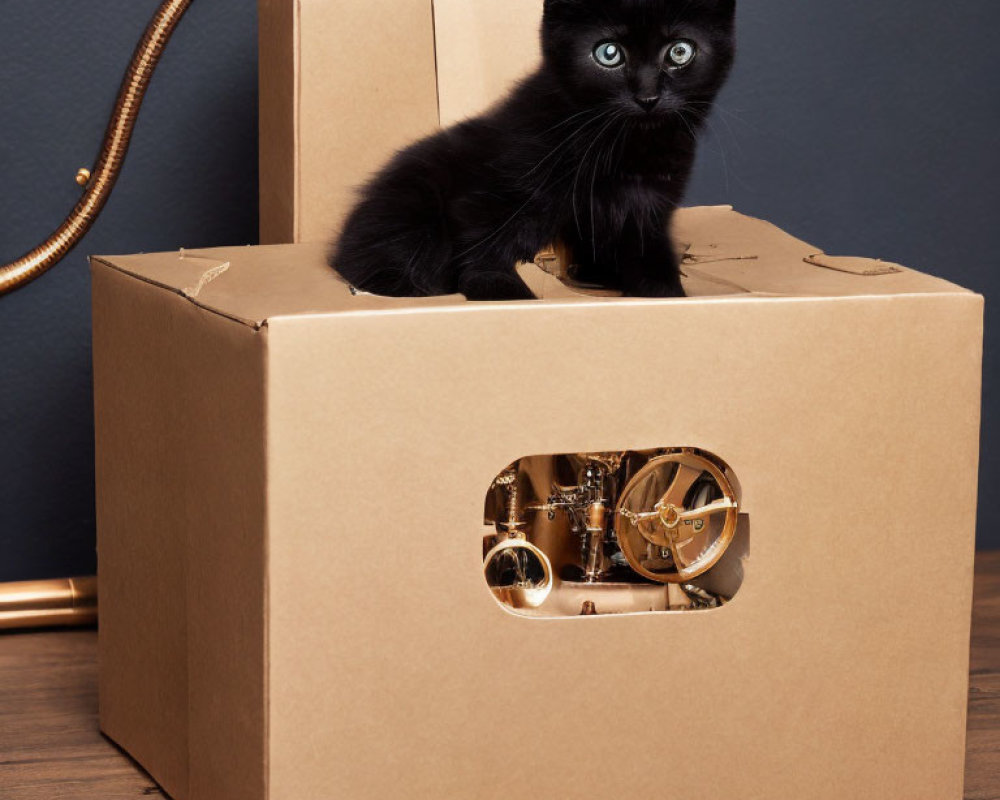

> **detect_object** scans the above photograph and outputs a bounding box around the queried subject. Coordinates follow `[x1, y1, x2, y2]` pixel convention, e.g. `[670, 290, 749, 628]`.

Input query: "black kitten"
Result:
[330, 0, 735, 300]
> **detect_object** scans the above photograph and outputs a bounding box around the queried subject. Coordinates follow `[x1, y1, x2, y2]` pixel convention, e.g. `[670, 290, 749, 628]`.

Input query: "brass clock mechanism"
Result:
[483, 449, 745, 617]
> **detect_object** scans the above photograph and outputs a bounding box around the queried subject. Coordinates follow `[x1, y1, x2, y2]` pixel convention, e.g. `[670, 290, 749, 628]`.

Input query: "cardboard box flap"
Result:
[803, 253, 904, 276]
[92, 245, 471, 328]
[93, 208, 971, 328]
[674, 206, 969, 297]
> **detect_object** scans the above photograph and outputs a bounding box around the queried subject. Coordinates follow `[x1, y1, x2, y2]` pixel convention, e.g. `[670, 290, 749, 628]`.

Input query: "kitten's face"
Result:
[542, 0, 735, 122]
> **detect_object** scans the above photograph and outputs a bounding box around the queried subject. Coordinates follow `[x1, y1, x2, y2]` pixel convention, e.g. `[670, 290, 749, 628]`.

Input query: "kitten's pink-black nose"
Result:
[635, 95, 660, 113]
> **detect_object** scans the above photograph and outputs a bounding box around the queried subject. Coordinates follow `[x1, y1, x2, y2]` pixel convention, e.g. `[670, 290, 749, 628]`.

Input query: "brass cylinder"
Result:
[586, 500, 606, 532]
[583, 501, 607, 581]
[0, 577, 98, 630]
[0, 0, 194, 296]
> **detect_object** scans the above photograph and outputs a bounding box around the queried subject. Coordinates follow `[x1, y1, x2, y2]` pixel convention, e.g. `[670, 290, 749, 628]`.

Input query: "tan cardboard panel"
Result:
[295, 0, 440, 243]
[264, 293, 982, 799]
[433, 0, 543, 126]
[93, 262, 268, 800]
[93, 266, 191, 799]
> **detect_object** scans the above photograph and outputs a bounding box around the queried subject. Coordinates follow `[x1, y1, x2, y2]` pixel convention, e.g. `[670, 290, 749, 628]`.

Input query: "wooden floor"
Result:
[969, 552, 1000, 799]
[1, 555, 998, 799]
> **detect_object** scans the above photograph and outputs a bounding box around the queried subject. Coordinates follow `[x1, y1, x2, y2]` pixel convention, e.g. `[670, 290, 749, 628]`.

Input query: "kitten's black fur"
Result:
[330, 0, 735, 300]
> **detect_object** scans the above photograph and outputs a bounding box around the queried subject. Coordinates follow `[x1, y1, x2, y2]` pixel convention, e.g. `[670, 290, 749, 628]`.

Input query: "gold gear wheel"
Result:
[615, 450, 739, 583]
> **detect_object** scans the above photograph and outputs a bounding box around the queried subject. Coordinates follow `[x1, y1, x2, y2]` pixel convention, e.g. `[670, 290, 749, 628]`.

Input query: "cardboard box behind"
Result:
[93, 206, 983, 800]
[259, 0, 544, 244]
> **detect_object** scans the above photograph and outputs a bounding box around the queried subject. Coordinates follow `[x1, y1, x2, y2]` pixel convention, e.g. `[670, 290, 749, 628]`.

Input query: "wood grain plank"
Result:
[0, 555, 997, 799]
[966, 551, 1000, 800]
[0, 631, 163, 799]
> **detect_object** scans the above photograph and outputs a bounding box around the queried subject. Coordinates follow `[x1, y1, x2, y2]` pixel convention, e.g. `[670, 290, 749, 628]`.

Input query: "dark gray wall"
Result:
[0, 1, 996, 582]
[0, 1, 258, 582]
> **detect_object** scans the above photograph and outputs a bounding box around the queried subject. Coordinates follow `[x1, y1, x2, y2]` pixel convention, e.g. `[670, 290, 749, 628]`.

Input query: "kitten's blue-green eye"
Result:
[593, 42, 625, 68]
[666, 40, 697, 68]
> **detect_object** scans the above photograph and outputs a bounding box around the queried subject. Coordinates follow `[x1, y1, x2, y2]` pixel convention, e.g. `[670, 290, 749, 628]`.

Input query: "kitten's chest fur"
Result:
[507, 116, 694, 240]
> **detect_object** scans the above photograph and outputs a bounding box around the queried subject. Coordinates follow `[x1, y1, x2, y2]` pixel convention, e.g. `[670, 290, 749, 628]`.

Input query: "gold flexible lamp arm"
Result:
[0, 0, 194, 296]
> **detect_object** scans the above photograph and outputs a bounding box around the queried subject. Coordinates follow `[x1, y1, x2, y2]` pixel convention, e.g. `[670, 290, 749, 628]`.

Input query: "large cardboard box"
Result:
[92, 206, 983, 800]
[98, 1, 984, 798]
[259, 0, 545, 244]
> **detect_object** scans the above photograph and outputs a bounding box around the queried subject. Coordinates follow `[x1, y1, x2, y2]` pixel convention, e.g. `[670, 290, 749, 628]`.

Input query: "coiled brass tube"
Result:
[0, 0, 194, 296]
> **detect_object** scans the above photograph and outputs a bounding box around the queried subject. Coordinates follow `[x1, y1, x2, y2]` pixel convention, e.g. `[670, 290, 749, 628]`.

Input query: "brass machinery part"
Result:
[616, 451, 739, 584]
[483, 468, 554, 609]
[533, 241, 574, 279]
[583, 498, 607, 582]
[522, 457, 621, 584]
[0, 577, 98, 631]
[0, 0, 194, 296]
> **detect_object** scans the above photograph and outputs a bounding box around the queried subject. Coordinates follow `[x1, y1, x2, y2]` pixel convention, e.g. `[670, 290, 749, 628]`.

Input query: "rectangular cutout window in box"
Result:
[483, 448, 749, 617]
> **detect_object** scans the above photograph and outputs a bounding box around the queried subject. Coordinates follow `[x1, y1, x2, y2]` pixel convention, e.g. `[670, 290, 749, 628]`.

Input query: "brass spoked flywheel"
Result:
[615, 450, 739, 584]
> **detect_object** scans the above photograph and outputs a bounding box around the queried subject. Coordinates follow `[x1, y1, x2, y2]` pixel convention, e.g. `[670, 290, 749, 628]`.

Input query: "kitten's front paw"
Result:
[458, 271, 537, 302]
